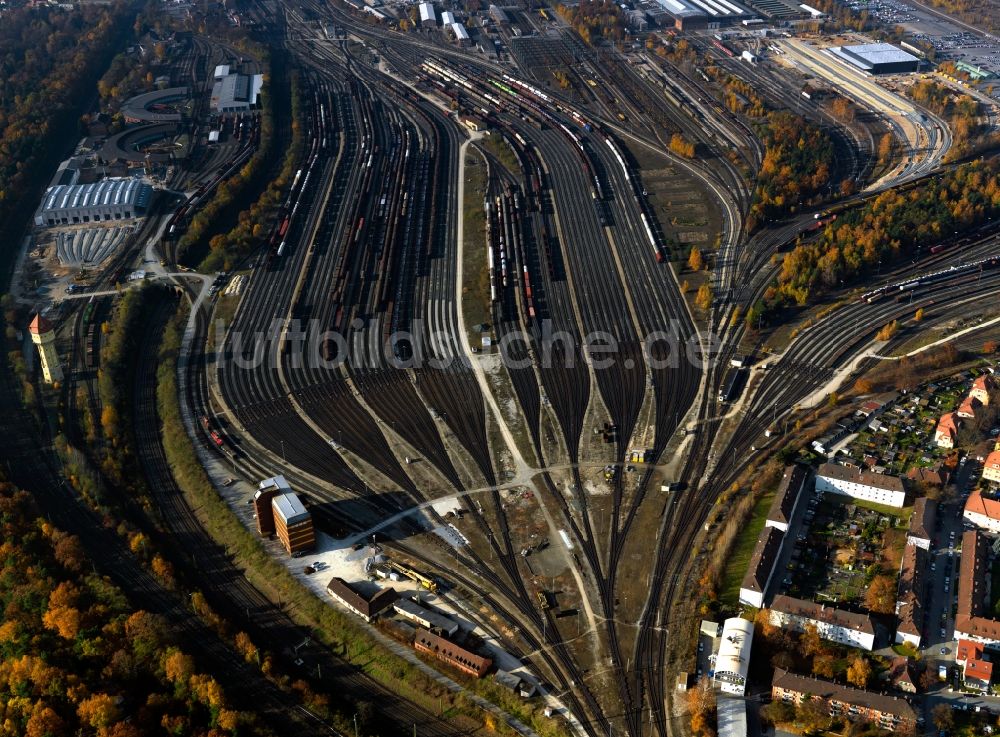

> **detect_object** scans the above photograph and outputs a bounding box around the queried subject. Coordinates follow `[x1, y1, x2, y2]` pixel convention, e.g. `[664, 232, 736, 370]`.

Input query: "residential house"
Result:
[954, 530, 1000, 646]
[815, 463, 907, 508]
[906, 465, 949, 488]
[895, 543, 926, 647]
[964, 658, 993, 691]
[905, 497, 936, 550]
[963, 492, 1000, 534]
[983, 450, 1000, 485]
[771, 669, 917, 733]
[935, 413, 960, 449]
[971, 375, 995, 405]
[769, 595, 878, 651]
[739, 526, 784, 609]
[766, 465, 809, 532]
[958, 396, 982, 420]
[888, 657, 918, 693]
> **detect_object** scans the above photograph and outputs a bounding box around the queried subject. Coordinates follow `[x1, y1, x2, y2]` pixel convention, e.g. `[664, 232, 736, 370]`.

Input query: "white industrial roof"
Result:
[441, 10, 455, 23]
[41, 179, 150, 213]
[214, 64, 230, 78]
[451, 22, 469, 39]
[272, 491, 310, 525]
[714, 617, 754, 681]
[843, 42, 919, 66]
[654, 0, 703, 17]
[419, 1, 435, 21]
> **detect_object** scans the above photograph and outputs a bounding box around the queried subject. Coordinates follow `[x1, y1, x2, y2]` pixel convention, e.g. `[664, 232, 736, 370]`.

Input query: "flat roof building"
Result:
[272, 489, 315, 555]
[714, 617, 754, 695]
[833, 43, 920, 75]
[35, 179, 152, 227]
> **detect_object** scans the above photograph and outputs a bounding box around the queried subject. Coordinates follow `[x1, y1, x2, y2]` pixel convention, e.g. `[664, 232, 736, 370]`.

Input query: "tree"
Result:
[864, 574, 896, 614]
[984, 340, 998, 354]
[827, 391, 840, 408]
[812, 653, 837, 679]
[877, 132, 895, 164]
[846, 655, 872, 688]
[854, 377, 873, 394]
[932, 703, 954, 731]
[800, 622, 824, 657]
[26, 703, 65, 737]
[760, 700, 795, 725]
[914, 307, 925, 322]
[680, 280, 690, 294]
[695, 284, 713, 310]
[688, 246, 704, 272]
[669, 132, 696, 158]
[876, 320, 899, 341]
[797, 696, 831, 732]
[686, 679, 716, 737]
[77, 694, 120, 729]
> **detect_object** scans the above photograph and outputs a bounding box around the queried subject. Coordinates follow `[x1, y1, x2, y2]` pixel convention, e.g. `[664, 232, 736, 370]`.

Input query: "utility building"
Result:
[29, 314, 62, 384]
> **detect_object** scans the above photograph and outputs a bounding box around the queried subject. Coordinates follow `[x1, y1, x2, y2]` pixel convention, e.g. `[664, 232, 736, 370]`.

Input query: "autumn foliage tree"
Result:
[846, 655, 873, 688]
[0, 483, 259, 737]
[686, 678, 716, 737]
[771, 159, 1000, 305]
[865, 574, 897, 614]
[687, 245, 704, 271]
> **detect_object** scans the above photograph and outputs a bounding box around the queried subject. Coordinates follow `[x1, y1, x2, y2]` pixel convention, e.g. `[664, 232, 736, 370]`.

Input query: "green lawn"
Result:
[720, 490, 776, 608]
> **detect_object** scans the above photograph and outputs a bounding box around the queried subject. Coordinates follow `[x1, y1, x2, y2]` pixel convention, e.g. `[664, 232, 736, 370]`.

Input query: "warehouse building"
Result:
[451, 22, 470, 45]
[273, 490, 315, 555]
[35, 179, 152, 227]
[419, 1, 436, 26]
[211, 73, 264, 113]
[653, 0, 752, 29]
[832, 43, 920, 75]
